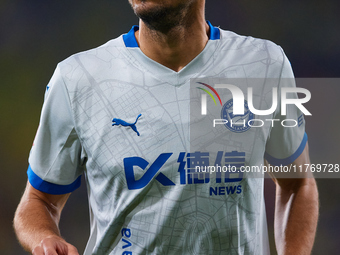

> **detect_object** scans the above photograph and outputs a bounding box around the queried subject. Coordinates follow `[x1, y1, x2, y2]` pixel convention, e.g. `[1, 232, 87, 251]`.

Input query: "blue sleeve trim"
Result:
[207, 21, 220, 40]
[123, 25, 140, 48]
[264, 133, 308, 166]
[27, 165, 81, 195]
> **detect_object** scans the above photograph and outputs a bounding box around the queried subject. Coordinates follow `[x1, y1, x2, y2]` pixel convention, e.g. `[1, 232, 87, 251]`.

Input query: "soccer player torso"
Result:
[74, 24, 275, 255]
[29, 23, 305, 255]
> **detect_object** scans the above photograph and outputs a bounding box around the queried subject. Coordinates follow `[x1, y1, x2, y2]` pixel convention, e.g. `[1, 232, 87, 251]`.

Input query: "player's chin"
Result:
[129, 0, 180, 10]
[129, 0, 160, 6]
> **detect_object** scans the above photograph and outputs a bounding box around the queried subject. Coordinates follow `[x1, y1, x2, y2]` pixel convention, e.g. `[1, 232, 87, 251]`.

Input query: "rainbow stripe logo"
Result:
[196, 82, 222, 115]
[196, 82, 222, 106]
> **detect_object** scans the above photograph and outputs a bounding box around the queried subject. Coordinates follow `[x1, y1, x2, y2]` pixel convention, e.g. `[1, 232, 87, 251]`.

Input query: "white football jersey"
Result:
[28, 22, 306, 255]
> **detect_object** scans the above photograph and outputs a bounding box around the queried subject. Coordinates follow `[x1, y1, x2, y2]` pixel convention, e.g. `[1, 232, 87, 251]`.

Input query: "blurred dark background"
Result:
[1, 0, 339, 254]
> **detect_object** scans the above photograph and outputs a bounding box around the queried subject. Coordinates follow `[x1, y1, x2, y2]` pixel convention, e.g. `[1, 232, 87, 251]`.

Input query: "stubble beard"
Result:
[130, 2, 194, 34]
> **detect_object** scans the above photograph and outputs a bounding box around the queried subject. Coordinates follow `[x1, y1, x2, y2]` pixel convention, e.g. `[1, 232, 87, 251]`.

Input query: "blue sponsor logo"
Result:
[124, 153, 175, 190]
[124, 151, 245, 195]
[210, 185, 242, 196]
[121, 228, 132, 255]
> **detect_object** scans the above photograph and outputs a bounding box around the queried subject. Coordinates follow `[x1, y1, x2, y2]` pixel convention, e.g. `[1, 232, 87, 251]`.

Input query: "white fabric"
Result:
[28, 26, 306, 255]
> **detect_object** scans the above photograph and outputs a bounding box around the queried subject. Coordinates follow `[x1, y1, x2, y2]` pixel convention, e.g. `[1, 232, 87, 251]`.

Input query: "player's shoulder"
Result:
[57, 34, 125, 75]
[218, 28, 286, 62]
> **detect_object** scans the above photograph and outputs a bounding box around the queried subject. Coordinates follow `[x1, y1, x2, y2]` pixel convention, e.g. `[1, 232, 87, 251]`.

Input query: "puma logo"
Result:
[112, 114, 142, 136]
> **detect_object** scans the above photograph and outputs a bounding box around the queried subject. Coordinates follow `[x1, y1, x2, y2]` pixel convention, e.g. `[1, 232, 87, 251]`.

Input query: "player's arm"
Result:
[14, 181, 79, 255]
[270, 142, 319, 255]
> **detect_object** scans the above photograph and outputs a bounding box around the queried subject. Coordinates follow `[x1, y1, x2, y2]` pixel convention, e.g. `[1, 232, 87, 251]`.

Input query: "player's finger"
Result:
[39, 238, 60, 255]
[43, 247, 58, 255]
[54, 242, 69, 255]
[32, 246, 44, 255]
[67, 244, 80, 255]
[67, 248, 79, 255]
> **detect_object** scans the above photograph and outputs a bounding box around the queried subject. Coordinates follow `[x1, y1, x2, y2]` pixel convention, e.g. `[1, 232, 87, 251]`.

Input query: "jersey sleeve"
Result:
[264, 51, 308, 166]
[27, 64, 86, 194]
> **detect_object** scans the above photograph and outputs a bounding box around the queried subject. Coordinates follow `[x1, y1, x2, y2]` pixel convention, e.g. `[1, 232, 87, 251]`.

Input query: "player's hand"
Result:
[32, 236, 79, 255]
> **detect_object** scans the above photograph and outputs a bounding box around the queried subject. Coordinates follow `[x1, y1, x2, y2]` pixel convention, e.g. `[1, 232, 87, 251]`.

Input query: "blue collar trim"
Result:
[207, 21, 220, 40]
[123, 25, 140, 48]
[123, 21, 220, 47]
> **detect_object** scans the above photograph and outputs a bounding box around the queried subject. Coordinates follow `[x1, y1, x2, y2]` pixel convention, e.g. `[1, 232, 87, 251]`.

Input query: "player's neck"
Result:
[135, 18, 209, 72]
